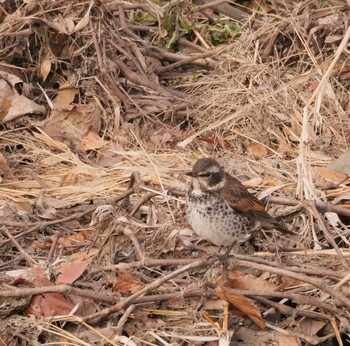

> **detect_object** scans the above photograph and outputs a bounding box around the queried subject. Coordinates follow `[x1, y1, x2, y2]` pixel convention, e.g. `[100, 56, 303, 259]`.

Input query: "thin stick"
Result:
[83, 256, 217, 324]
[1, 228, 36, 267]
[234, 258, 350, 308]
[310, 202, 350, 271]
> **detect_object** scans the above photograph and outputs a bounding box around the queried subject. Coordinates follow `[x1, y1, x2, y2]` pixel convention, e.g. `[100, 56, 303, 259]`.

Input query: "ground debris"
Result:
[0, 1, 350, 345]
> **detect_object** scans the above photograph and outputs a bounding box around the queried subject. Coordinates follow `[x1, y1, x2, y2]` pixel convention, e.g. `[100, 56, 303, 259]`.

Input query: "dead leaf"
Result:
[325, 35, 343, 44]
[203, 299, 227, 311]
[308, 82, 318, 92]
[41, 103, 101, 150]
[236, 327, 278, 345]
[96, 142, 124, 167]
[149, 128, 173, 146]
[35, 193, 56, 219]
[198, 137, 232, 149]
[40, 59, 52, 82]
[31, 239, 52, 250]
[73, 1, 93, 33]
[56, 261, 90, 285]
[220, 271, 280, 292]
[313, 167, 350, 190]
[69, 248, 98, 261]
[300, 318, 326, 339]
[57, 231, 86, 246]
[49, 17, 75, 35]
[113, 271, 144, 294]
[24, 267, 76, 317]
[247, 142, 267, 159]
[277, 334, 301, 346]
[40, 196, 73, 209]
[33, 228, 93, 249]
[215, 285, 266, 329]
[25, 292, 76, 317]
[0, 72, 46, 123]
[328, 150, 350, 175]
[53, 86, 79, 111]
[80, 130, 109, 151]
[276, 142, 296, 157]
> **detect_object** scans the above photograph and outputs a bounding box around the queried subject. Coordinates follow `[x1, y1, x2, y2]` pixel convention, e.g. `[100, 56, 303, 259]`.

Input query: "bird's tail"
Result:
[253, 210, 294, 235]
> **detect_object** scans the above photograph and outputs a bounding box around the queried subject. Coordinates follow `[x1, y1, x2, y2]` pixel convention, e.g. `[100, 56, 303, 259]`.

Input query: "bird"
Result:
[186, 158, 293, 247]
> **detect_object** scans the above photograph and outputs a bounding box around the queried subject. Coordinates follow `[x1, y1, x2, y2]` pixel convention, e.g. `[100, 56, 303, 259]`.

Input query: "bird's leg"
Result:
[224, 242, 236, 257]
[215, 241, 237, 271]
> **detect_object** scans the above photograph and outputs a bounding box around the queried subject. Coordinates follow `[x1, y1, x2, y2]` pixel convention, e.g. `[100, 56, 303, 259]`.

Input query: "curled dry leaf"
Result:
[35, 193, 56, 220]
[80, 130, 109, 151]
[215, 285, 266, 329]
[113, 271, 144, 294]
[247, 142, 268, 159]
[52, 86, 79, 111]
[0, 72, 46, 123]
[49, 17, 75, 35]
[41, 103, 101, 149]
[73, 1, 94, 33]
[218, 270, 281, 292]
[40, 59, 52, 82]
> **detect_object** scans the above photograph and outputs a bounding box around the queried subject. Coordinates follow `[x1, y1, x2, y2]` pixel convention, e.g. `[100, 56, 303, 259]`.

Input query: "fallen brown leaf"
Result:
[215, 285, 266, 329]
[56, 261, 90, 285]
[113, 271, 144, 294]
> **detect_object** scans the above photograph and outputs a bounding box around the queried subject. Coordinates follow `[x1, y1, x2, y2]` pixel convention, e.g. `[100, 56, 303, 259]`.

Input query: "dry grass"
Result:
[1, 0, 350, 345]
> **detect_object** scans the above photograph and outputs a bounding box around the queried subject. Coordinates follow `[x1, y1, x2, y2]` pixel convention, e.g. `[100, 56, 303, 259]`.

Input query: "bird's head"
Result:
[186, 158, 226, 192]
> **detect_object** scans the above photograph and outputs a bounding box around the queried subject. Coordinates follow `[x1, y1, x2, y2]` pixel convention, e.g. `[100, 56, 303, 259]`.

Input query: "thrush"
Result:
[186, 158, 293, 247]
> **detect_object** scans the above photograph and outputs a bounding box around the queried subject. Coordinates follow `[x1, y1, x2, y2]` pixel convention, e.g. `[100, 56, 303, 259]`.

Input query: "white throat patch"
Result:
[190, 178, 204, 196]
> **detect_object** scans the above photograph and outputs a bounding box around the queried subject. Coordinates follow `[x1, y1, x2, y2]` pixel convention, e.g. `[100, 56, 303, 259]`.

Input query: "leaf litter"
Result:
[0, 0, 350, 345]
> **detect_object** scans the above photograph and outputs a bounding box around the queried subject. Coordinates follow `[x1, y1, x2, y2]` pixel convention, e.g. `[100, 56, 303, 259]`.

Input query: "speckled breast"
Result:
[186, 188, 254, 246]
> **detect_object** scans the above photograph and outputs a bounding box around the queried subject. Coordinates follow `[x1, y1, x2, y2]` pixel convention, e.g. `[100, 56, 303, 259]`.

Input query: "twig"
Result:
[209, 1, 248, 21]
[1, 228, 35, 267]
[193, 0, 229, 12]
[310, 202, 350, 271]
[102, 257, 195, 271]
[0, 284, 204, 305]
[0, 182, 138, 248]
[116, 305, 135, 335]
[83, 256, 217, 324]
[0, 221, 36, 227]
[141, 46, 209, 66]
[268, 197, 350, 218]
[45, 232, 61, 267]
[0, 255, 24, 270]
[232, 253, 346, 279]
[130, 192, 158, 217]
[178, 38, 207, 53]
[118, 226, 144, 260]
[256, 296, 331, 320]
[155, 47, 225, 74]
[234, 258, 350, 308]
[222, 288, 343, 317]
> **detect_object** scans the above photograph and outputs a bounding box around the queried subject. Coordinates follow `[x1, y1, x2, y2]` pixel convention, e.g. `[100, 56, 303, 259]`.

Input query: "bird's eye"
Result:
[199, 172, 211, 177]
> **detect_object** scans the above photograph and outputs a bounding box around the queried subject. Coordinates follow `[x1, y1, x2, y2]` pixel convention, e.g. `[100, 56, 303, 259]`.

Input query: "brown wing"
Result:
[220, 173, 294, 235]
[219, 173, 265, 213]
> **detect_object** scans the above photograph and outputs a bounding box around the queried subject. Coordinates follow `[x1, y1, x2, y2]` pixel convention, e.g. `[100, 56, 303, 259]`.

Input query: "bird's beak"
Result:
[186, 171, 194, 177]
